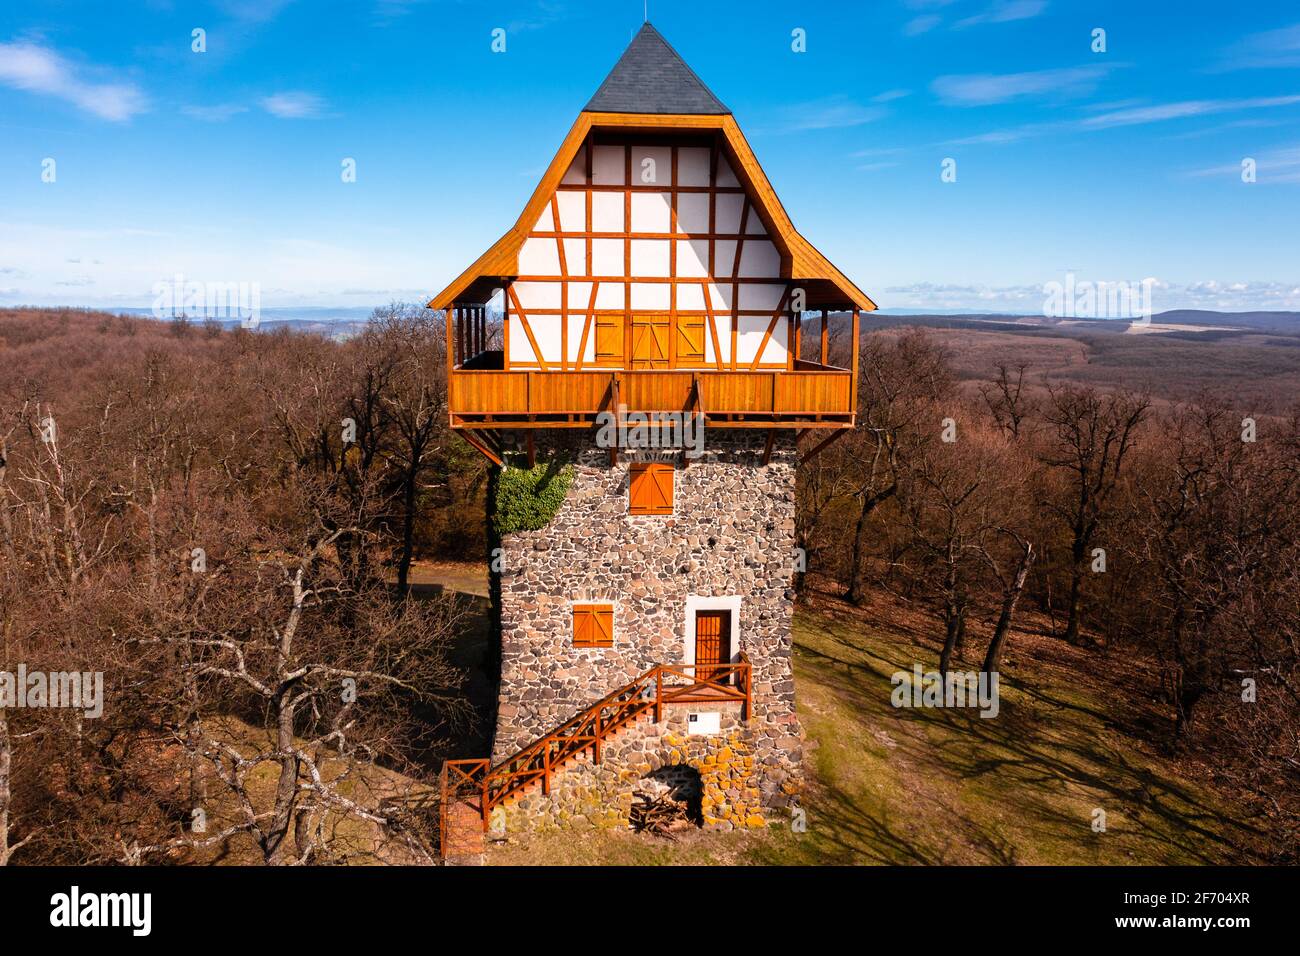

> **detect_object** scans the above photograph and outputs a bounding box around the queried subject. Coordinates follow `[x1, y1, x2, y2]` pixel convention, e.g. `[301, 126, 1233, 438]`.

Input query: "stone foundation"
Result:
[491, 430, 804, 828]
[496, 702, 800, 833]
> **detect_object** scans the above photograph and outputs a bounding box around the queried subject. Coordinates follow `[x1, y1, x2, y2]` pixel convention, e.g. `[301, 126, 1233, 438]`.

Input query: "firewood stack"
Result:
[630, 789, 690, 837]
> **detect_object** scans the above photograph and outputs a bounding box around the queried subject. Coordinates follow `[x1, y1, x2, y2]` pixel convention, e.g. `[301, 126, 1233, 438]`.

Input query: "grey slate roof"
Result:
[584, 23, 730, 115]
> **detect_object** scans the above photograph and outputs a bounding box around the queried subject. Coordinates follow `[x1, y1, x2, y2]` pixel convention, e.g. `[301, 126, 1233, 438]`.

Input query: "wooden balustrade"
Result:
[448, 366, 852, 429]
[440, 655, 751, 857]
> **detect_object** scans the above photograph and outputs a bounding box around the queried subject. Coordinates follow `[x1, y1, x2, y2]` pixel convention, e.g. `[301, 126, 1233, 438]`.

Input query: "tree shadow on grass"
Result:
[790, 614, 1266, 865]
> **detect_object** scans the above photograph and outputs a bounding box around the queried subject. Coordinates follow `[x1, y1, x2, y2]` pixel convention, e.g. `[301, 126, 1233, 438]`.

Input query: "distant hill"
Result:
[854, 310, 1300, 412]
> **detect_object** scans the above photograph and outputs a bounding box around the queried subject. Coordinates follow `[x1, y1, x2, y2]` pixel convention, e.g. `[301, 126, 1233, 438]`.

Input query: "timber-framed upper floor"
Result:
[431, 24, 873, 445]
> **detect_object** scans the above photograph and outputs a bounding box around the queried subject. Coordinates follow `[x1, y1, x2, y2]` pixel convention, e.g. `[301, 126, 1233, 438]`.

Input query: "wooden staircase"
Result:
[439, 657, 751, 860]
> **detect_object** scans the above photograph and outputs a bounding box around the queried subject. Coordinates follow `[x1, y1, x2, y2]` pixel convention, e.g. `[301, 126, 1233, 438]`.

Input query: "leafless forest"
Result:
[1, 306, 1297, 864]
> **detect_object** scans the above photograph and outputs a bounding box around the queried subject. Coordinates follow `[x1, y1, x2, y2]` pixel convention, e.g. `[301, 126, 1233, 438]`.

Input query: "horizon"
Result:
[2, 1, 1299, 313]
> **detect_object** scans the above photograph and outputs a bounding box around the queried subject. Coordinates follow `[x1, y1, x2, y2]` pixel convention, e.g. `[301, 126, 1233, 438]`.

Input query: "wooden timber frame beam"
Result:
[802, 428, 849, 463]
[459, 428, 504, 467]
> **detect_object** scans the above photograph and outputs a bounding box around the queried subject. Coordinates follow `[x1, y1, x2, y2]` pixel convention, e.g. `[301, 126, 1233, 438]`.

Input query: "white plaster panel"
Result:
[713, 240, 738, 277]
[591, 191, 624, 232]
[738, 282, 786, 312]
[675, 239, 709, 278]
[590, 238, 624, 277]
[676, 193, 710, 235]
[630, 239, 670, 277]
[532, 204, 554, 233]
[556, 191, 585, 232]
[716, 157, 740, 187]
[595, 283, 625, 309]
[738, 239, 781, 278]
[736, 314, 788, 364]
[512, 281, 561, 310]
[561, 154, 586, 185]
[630, 192, 671, 233]
[592, 145, 625, 185]
[563, 238, 587, 276]
[630, 283, 670, 310]
[518, 236, 560, 276]
[677, 147, 711, 186]
[715, 193, 744, 234]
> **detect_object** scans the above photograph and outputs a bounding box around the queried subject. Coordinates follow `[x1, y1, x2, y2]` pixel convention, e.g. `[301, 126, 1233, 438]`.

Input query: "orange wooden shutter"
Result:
[629, 463, 673, 515]
[573, 603, 614, 647]
[595, 316, 623, 365]
[676, 317, 705, 364]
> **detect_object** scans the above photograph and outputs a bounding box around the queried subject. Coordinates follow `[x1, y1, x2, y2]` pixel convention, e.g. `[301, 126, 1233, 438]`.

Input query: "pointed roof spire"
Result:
[584, 23, 730, 115]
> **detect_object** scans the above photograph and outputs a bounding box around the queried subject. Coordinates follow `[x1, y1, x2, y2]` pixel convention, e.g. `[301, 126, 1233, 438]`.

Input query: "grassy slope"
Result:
[488, 586, 1264, 866]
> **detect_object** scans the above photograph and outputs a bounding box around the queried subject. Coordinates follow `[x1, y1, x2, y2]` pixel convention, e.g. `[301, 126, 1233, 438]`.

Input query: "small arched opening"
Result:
[632, 764, 704, 833]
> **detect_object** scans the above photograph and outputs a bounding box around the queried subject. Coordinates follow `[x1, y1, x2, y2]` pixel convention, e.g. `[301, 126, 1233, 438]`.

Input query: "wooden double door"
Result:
[631, 314, 669, 369]
[694, 610, 732, 683]
[628, 314, 706, 369]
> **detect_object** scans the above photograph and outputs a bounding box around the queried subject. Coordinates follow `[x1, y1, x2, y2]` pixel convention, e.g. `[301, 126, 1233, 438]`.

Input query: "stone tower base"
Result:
[496, 700, 802, 834]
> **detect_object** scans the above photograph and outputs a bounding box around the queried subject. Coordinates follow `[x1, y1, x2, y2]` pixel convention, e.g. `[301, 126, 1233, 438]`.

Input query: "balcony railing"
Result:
[448, 356, 854, 431]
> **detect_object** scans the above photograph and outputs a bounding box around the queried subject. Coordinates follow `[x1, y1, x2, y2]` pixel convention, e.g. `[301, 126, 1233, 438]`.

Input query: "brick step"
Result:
[441, 799, 486, 863]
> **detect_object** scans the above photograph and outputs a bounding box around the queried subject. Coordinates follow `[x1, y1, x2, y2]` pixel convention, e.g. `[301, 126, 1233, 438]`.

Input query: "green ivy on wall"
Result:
[493, 459, 574, 534]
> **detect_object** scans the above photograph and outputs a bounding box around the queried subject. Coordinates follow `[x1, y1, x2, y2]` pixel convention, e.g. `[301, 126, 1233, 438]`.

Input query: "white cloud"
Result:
[932, 64, 1111, 106]
[954, 0, 1047, 30]
[1215, 22, 1300, 71]
[1081, 95, 1300, 129]
[769, 96, 886, 132]
[182, 103, 250, 122]
[942, 121, 1063, 145]
[904, 15, 941, 36]
[941, 93, 1300, 146]
[216, 0, 298, 23]
[260, 91, 324, 118]
[0, 42, 146, 121]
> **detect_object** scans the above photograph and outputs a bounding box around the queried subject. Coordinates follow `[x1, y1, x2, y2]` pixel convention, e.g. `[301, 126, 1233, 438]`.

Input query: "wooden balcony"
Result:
[448, 353, 855, 431]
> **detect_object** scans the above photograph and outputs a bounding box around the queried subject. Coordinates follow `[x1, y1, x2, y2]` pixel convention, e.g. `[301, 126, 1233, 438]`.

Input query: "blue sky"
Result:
[1, 0, 1298, 313]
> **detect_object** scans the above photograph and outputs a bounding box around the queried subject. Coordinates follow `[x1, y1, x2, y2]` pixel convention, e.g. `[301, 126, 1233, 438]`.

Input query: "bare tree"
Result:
[840, 329, 953, 605]
[979, 362, 1034, 440]
[1038, 385, 1150, 645]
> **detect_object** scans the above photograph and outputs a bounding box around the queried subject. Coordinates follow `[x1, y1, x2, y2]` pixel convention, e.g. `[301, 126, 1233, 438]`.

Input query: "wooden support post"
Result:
[526, 431, 536, 469]
[654, 669, 663, 724]
[821, 309, 829, 366]
[608, 373, 620, 467]
[761, 428, 776, 465]
[542, 745, 551, 796]
[593, 709, 602, 765]
[445, 305, 455, 380]
[503, 287, 511, 371]
[851, 307, 861, 416]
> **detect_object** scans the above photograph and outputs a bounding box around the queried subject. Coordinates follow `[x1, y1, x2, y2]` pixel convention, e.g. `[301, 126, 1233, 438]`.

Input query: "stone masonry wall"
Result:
[496, 702, 798, 833]
[491, 430, 803, 824]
